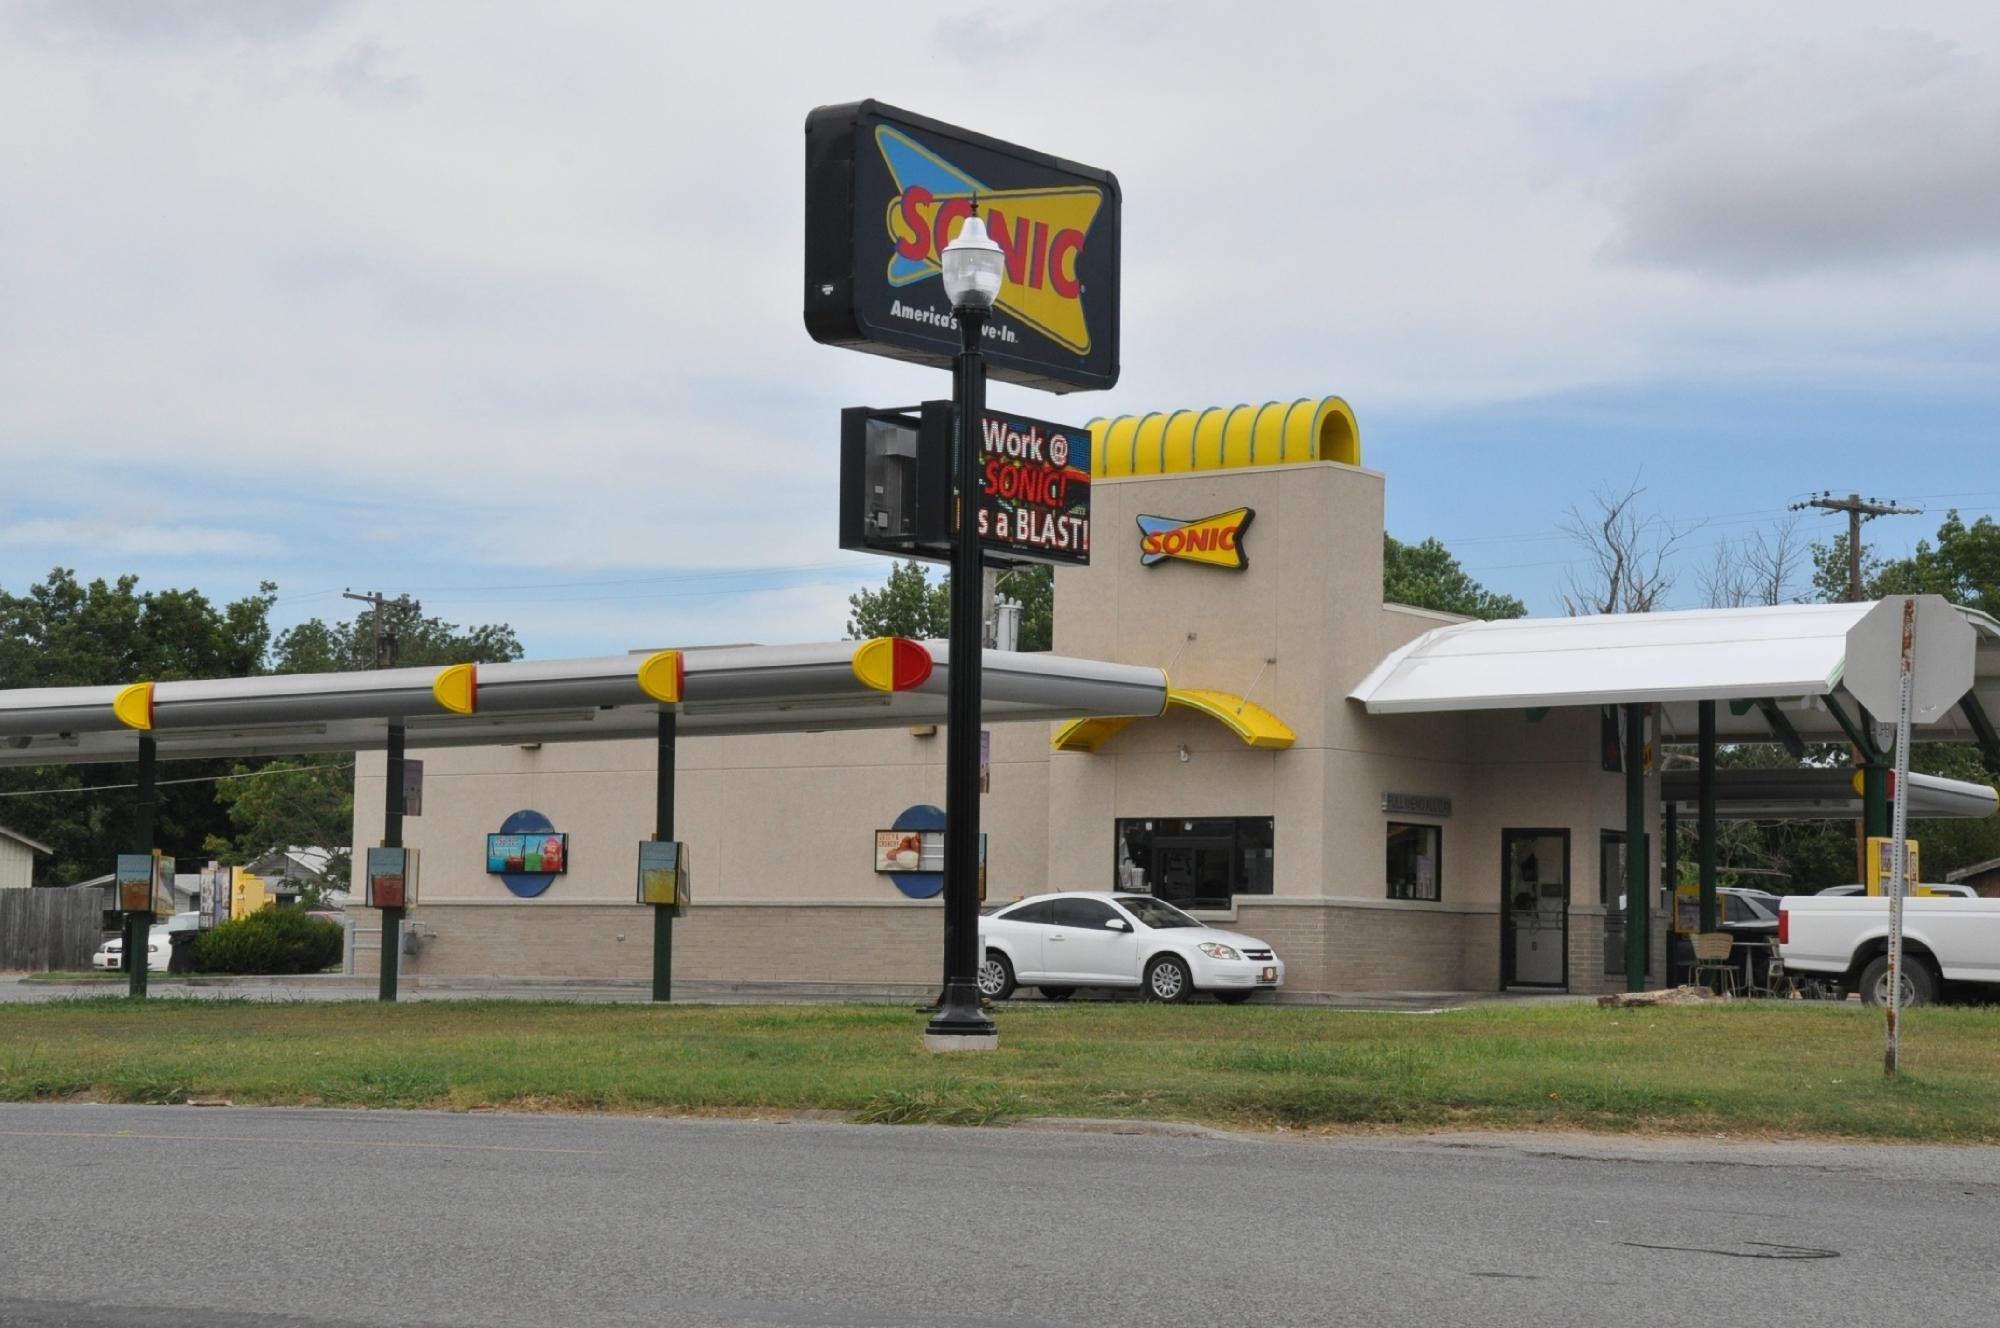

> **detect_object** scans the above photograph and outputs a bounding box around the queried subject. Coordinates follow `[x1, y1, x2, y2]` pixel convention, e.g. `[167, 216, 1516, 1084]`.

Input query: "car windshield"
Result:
[1114, 895, 1201, 929]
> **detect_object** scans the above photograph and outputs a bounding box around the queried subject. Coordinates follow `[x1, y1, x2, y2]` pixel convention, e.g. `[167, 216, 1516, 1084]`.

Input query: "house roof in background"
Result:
[0, 825, 52, 855]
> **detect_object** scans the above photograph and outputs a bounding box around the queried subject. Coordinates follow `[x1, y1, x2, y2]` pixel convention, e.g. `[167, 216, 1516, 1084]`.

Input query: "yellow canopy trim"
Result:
[1051, 688, 1295, 753]
[1086, 396, 1358, 477]
[432, 663, 477, 715]
[112, 681, 154, 732]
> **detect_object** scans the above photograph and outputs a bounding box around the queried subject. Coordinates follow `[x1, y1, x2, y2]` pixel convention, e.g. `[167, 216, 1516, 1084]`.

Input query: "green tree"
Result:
[1812, 512, 2000, 613]
[995, 566, 1053, 652]
[844, 562, 1057, 651]
[203, 757, 354, 907]
[0, 570, 279, 884]
[845, 561, 951, 641]
[1383, 535, 1527, 619]
[273, 598, 523, 673]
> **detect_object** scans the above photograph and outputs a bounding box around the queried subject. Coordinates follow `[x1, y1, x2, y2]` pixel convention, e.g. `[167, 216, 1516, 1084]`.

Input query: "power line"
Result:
[0, 761, 355, 800]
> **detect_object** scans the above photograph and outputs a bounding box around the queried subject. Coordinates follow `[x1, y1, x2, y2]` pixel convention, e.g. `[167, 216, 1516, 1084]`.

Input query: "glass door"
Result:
[1501, 829, 1569, 989]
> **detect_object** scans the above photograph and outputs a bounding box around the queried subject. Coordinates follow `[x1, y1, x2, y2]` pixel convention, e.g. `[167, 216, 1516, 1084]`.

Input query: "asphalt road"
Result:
[1, 1105, 1994, 1328]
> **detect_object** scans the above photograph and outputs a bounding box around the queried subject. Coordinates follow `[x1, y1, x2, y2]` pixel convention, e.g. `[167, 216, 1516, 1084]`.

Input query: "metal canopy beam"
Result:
[1756, 699, 1807, 760]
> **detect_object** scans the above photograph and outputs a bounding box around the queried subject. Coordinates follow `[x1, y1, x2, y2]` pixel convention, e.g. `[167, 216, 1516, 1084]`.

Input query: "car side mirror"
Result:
[1105, 918, 1130, 931]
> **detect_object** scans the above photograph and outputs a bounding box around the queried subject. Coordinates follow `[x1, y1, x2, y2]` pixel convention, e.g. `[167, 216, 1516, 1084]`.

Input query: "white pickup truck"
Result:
[1779, 895, 2000, 1006]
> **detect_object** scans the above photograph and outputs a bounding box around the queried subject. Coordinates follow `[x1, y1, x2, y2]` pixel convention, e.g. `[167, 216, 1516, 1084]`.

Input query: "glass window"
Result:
[1386, 822, 1442, 901]
[1051, 897, 1119, 929]
[998, 899, 1055, 926]
[1601, 831, 1651, 977]
[1113, 818, 1274, 910]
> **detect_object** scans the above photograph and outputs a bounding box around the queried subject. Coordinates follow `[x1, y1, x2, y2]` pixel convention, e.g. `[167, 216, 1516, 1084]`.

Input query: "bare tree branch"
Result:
[1559, 480, 1697, 615]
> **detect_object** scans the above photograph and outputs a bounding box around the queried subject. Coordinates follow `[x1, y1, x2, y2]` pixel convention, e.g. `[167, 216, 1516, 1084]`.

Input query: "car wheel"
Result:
[1038, 986, 1075, 1001]
[1859, 954, 1936, 1008]
[1213, 991, 1252, 1005]
[1145, 955, 1193, 1004]
[977, 950, 1016, 1001]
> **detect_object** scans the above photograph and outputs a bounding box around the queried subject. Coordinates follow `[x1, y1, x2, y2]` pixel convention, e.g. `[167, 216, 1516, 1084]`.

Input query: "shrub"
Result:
[194, 908, 343, 975]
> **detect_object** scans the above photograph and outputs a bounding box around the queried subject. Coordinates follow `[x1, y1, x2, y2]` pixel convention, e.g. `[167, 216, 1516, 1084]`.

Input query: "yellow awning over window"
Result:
[1051, 688, 1295, 753]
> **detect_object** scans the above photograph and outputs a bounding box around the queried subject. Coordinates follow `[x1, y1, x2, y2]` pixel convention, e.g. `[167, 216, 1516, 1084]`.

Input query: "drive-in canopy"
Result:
[0, 638, 1168, 767]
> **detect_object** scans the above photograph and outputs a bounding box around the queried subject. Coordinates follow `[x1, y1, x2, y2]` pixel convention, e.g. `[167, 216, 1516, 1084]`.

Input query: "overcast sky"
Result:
[2, 0, 1995, 657]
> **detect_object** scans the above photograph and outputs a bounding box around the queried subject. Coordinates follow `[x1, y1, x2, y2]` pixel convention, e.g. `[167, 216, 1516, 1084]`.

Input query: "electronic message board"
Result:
[839, 403, 1090, 568]
[805, 101, 1120, 394]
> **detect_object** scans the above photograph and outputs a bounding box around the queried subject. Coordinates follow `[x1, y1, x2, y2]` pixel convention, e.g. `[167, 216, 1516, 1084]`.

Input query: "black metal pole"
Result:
[127, 734, 156, 999]
[379, 721, 404, 1002]
[1698, 700, 1718, 934]
[653, 708, 675, 1003]
[1624, 703, 1647, 992]
[926, 304, 997, 1043]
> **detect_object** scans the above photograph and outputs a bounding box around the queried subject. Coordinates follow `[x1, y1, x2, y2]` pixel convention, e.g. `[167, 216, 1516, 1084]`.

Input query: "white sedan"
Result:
[977, 891, 1283, 1004]
[91, 926, 172, 973]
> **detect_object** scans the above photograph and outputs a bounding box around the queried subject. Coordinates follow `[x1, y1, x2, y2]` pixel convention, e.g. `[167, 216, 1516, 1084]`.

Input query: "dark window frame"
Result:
[1385, 820, 1443, 902]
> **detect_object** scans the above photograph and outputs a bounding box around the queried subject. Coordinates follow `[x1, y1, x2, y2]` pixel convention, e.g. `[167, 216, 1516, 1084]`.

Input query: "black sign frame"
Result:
[804, 100, 1121, 394]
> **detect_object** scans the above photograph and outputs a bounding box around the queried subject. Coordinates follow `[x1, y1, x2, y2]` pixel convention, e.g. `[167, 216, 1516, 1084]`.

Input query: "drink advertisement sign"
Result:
[805, 101, 1121, 394]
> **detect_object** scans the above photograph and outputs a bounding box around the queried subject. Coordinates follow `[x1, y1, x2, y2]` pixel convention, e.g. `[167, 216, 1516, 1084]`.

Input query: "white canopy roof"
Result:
[1350, 601, 2000, 745]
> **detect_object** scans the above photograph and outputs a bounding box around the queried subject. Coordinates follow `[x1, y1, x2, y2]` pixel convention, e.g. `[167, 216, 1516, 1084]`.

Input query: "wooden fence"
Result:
[0, 887, 106, 972]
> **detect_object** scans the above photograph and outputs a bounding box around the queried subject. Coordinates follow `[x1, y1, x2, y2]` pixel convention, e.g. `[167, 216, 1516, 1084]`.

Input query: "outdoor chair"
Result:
[1690, 931, 1739, 997]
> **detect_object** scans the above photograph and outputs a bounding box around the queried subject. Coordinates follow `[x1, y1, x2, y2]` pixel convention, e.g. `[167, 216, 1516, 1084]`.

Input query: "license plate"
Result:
[1260, 966, 1277, 982]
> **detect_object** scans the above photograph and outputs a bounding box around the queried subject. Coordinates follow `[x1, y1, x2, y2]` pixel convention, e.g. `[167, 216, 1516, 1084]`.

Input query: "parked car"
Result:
[1780, 894, 2000, 1005]
[1816, 883, 1978, 898]
[91, 925, 172, 973]
[977, 891, 1283, 1004]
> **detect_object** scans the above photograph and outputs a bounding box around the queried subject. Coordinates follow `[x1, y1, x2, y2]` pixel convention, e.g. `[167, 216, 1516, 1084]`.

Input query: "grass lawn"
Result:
[2, 999, 1996, 1142]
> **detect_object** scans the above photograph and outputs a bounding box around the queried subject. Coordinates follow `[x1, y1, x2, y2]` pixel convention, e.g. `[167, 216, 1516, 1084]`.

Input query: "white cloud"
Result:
[1606, 30, 2000, 278]
[0, 517, 279, 557]
[0, 0, 1996, 633]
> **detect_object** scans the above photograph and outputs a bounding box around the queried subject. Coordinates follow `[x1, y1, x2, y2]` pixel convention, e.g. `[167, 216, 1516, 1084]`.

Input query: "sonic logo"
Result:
[877, 126, 1102, 356]
[1137, 508, 1255, 571]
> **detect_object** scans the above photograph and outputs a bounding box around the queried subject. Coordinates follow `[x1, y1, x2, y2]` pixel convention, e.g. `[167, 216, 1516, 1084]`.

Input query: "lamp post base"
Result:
[924, 979, 996, 1050]
[922, 1031, 1001, 1054]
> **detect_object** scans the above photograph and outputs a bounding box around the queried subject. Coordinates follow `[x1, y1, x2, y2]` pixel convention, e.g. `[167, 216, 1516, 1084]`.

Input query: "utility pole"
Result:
[342, 589, 410, 669]
[1790, 493, 1922, 880]
[1788, 493, 1922, 602]
[344, 589, 412, 1000]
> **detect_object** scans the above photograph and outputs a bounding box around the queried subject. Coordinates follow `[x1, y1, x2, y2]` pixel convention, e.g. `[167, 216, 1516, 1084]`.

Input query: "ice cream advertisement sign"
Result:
[805, 101, 1120, 394]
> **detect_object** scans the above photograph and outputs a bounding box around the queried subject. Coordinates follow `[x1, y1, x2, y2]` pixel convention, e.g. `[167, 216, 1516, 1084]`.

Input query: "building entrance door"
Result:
[1501, 829, 1569, 989]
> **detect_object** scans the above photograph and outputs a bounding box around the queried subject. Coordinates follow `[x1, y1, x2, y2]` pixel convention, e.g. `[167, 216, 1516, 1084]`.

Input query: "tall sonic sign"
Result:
[804, 101, 1121, 394]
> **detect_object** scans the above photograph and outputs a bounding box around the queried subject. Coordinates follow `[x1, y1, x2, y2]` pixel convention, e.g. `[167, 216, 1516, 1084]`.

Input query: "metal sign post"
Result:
[1842, 594, 1977, 1076]
[1884, 601, 1915, 1076]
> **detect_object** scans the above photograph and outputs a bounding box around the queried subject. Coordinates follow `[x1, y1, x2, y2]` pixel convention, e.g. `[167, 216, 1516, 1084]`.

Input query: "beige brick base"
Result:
[349, 899, 1673, 996]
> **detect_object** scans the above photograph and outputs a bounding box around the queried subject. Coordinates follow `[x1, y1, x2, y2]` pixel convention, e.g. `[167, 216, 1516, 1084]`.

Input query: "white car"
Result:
[977, 891, 1284, 1004]
[92, 925, 172, 973]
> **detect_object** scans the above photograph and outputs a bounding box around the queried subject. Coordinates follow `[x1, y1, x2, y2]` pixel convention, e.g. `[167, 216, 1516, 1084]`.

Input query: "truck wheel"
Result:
[1859, 954, 1936, 1008]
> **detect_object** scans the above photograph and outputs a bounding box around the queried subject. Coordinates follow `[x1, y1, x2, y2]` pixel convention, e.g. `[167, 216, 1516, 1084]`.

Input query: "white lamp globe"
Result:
[940, 214, 1006, 311]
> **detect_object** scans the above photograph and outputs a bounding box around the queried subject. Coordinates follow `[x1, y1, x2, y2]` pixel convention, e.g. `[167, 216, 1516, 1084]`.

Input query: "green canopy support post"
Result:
[1855, 702, 1890, 840]
[653, 708, 675, 1003]
[1698, 699, 1718, 935]
[126, 734, 156, 1000]
[1624, 703, 1648, 993]
[379, 721, 404, 1003]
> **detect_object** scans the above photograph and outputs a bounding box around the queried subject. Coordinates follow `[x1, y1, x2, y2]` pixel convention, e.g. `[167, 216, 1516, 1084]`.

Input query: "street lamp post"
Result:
[925, 214, 1005, 1050]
